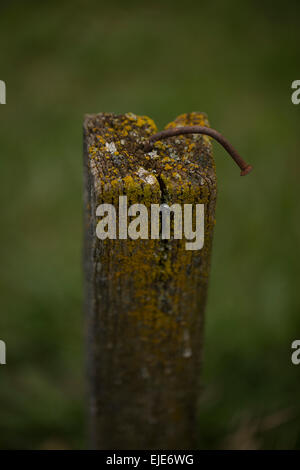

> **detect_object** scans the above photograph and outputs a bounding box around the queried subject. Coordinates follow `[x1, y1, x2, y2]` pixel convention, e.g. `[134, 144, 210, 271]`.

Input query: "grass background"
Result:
[0, 0, 299, 449]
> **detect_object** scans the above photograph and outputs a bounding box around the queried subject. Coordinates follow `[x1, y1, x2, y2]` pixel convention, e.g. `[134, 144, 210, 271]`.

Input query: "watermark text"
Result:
[291, 80, 300, 105]
[291, 340, 300, 365]
[0, 340, 6, 365]
[96, 196, 204, 250]
[0, 80, 6, 104]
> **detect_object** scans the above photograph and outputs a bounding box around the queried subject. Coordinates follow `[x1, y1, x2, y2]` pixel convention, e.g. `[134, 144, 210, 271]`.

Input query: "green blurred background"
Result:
[0, 0, 299, 450]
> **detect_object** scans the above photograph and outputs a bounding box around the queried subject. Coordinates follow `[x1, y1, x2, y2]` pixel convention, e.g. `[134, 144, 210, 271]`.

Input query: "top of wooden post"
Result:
[83, 111, 216, 204]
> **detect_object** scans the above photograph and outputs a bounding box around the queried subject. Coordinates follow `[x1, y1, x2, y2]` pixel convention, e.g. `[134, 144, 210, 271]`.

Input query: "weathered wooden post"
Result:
[83, 111, 217, 449]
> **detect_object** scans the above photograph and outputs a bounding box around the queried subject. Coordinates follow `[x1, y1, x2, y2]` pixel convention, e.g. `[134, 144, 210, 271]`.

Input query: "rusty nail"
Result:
[144, 125, 253, 176]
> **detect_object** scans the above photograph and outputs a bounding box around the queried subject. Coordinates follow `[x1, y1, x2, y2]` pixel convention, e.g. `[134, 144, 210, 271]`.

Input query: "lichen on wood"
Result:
[83, 111, 217, 449]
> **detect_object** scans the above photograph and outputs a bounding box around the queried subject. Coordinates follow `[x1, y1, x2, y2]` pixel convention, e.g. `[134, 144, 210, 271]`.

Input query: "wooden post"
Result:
[83, 112, 217, 449]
